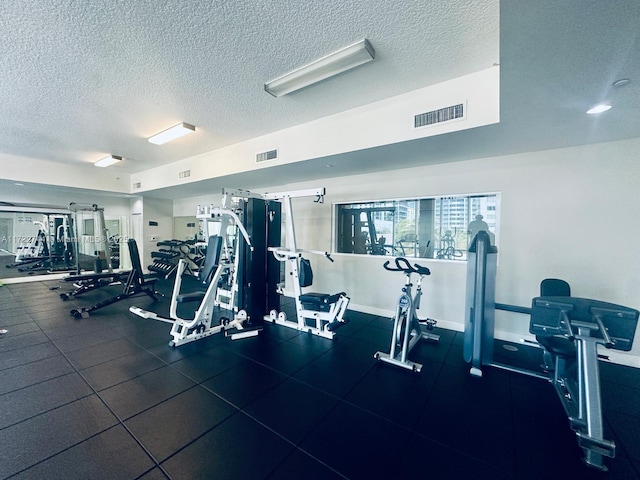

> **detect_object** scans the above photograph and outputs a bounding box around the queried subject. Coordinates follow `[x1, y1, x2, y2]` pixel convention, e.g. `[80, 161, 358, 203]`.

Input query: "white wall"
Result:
[140, 197, 173, 271]
[133, 67, 500, 194]
[0, 153, 130, 193]
[173, 137, 640, 366]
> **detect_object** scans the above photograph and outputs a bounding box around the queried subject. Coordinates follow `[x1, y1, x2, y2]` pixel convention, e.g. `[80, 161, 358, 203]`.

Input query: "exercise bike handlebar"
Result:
[383, 257, 431, 276]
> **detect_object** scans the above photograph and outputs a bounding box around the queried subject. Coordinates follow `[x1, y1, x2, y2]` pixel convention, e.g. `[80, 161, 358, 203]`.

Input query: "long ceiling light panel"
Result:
[148, 122, 196, 145]
[94, 155, 122, 168]
[264, 39, 375, 97]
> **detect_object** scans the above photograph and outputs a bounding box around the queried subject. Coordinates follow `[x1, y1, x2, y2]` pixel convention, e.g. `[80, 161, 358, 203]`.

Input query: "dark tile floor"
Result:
[1, 278, 639, 479]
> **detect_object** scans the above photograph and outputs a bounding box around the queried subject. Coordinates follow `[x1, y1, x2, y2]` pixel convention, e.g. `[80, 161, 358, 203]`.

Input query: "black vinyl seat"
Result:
[299, 292, 347, 312]
[175, 235, 222, 304]
[537, 278, 573, 356]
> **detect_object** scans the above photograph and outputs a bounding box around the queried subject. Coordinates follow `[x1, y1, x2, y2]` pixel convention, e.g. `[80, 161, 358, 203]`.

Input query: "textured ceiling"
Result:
[0, 0, 498, 173]
[1, 0, 639, 200]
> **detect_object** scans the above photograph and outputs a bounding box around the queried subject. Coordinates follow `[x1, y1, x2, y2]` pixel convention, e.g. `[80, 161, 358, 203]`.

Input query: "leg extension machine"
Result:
[531, 297, 638, 471]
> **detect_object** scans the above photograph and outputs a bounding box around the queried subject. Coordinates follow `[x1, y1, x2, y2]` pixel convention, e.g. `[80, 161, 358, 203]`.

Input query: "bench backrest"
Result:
[199, 235, 222, 287]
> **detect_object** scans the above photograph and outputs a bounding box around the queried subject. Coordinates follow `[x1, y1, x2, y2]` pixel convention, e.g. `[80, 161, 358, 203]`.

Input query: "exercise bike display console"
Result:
[374, 257, 439, 372]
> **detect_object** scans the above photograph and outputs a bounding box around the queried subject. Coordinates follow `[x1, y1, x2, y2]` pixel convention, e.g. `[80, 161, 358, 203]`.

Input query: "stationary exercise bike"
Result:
[374, 257, 439, 372]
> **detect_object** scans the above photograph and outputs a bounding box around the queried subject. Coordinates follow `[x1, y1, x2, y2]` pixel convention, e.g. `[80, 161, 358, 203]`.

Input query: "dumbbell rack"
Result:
[148, 240, 195, 278]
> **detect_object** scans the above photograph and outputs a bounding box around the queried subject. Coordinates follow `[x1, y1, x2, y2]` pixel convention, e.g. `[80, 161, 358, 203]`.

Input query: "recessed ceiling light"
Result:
[148, 122, 196, 145]
[586, 104, 612, 115]
[94, 155, 123, 168]
[612, 78, 630, 88]
[14, 182, 24, 186]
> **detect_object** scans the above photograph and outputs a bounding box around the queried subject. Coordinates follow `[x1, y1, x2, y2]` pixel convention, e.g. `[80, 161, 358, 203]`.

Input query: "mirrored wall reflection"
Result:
[335, 193, 499, 260]
[0, 202, 128, 280]
[0, 207, 78, 278]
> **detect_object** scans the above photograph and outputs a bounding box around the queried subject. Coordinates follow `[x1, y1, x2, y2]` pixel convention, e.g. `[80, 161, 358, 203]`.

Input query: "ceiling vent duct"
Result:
[178, 169, 191, 179]
[414, 103, 465, 128]
[133, 182, 141, 189]
[256, 149, 278, 163]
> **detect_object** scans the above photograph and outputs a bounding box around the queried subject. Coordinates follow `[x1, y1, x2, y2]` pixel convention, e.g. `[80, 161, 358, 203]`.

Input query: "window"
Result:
[335, 193, 499, 260]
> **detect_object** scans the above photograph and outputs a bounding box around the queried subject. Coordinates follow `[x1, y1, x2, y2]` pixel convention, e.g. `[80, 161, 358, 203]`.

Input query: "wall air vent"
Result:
[414, 103, 465, 128]
[133, 182, 141, 189]
[256, 149, 278, 163]
[178, 169, 191, 179]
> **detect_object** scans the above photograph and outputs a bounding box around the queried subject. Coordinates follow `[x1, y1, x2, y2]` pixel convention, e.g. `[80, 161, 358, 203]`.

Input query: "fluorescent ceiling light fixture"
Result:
[148, 122, 196, 145]
[586, 104, 612, 115]
[264, 39, 375, 97]
[94, 155, 123, 168]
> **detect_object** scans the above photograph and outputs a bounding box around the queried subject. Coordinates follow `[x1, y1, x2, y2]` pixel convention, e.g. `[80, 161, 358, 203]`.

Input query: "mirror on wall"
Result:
[0, 203, 127, 280]
[173, 216, 200, 242]
[335, 193, 499, 260]
[0, 206, 79, 278]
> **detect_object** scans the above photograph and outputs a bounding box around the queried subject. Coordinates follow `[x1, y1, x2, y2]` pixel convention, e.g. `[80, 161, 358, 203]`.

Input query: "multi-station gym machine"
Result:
[463, 230, 639, 471]
[130, 186, 349, 346]
[130, 188, 282, 346]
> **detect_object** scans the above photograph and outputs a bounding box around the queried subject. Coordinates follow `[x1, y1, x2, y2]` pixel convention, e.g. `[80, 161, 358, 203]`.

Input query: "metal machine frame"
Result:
[130, 207, 259, 347]
[462, 230, 639, 470]
[530, 297, 638, 470]
[260, 188, 350, 339]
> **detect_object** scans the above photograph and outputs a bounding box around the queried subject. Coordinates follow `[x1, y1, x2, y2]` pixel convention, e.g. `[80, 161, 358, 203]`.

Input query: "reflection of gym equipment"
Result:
[14, 221, 49, 263]
[130, 210, 262, 346]
[435, 229, 463, 259]
[69, 202, 113, 274]
[263, 188, 350, 339]
[71, 239, 158, 318]
[0, 203, 77, 275]
[463, 230, 639, 470]
[338, 206, 396, 255]
[16, 216, 75, 273]
[395, 233, 419, 257]
[374, 257, 438, 372]
[59, 204, 123, 299]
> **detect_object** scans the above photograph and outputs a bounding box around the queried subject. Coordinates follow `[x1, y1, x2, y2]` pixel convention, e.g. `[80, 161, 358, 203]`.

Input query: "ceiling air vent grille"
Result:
[133, 182, 141, 189]
[178, 170, 190, 179]
[256, 149, 278, 163]
[414, 103, 464, 128]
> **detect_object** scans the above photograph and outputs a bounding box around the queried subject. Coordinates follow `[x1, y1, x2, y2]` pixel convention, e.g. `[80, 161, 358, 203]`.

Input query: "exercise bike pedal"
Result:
[418, 318, 437, 330]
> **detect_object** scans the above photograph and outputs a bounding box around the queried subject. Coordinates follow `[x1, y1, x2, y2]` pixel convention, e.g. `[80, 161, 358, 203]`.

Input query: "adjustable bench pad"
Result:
[299, 292, 345, 312]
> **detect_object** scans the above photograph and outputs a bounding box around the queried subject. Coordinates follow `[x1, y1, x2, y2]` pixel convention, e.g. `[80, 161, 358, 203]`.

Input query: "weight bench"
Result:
[71, 239, 158, 318]
[60, 270, 132, 300]
[530, 296, 639, 471]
